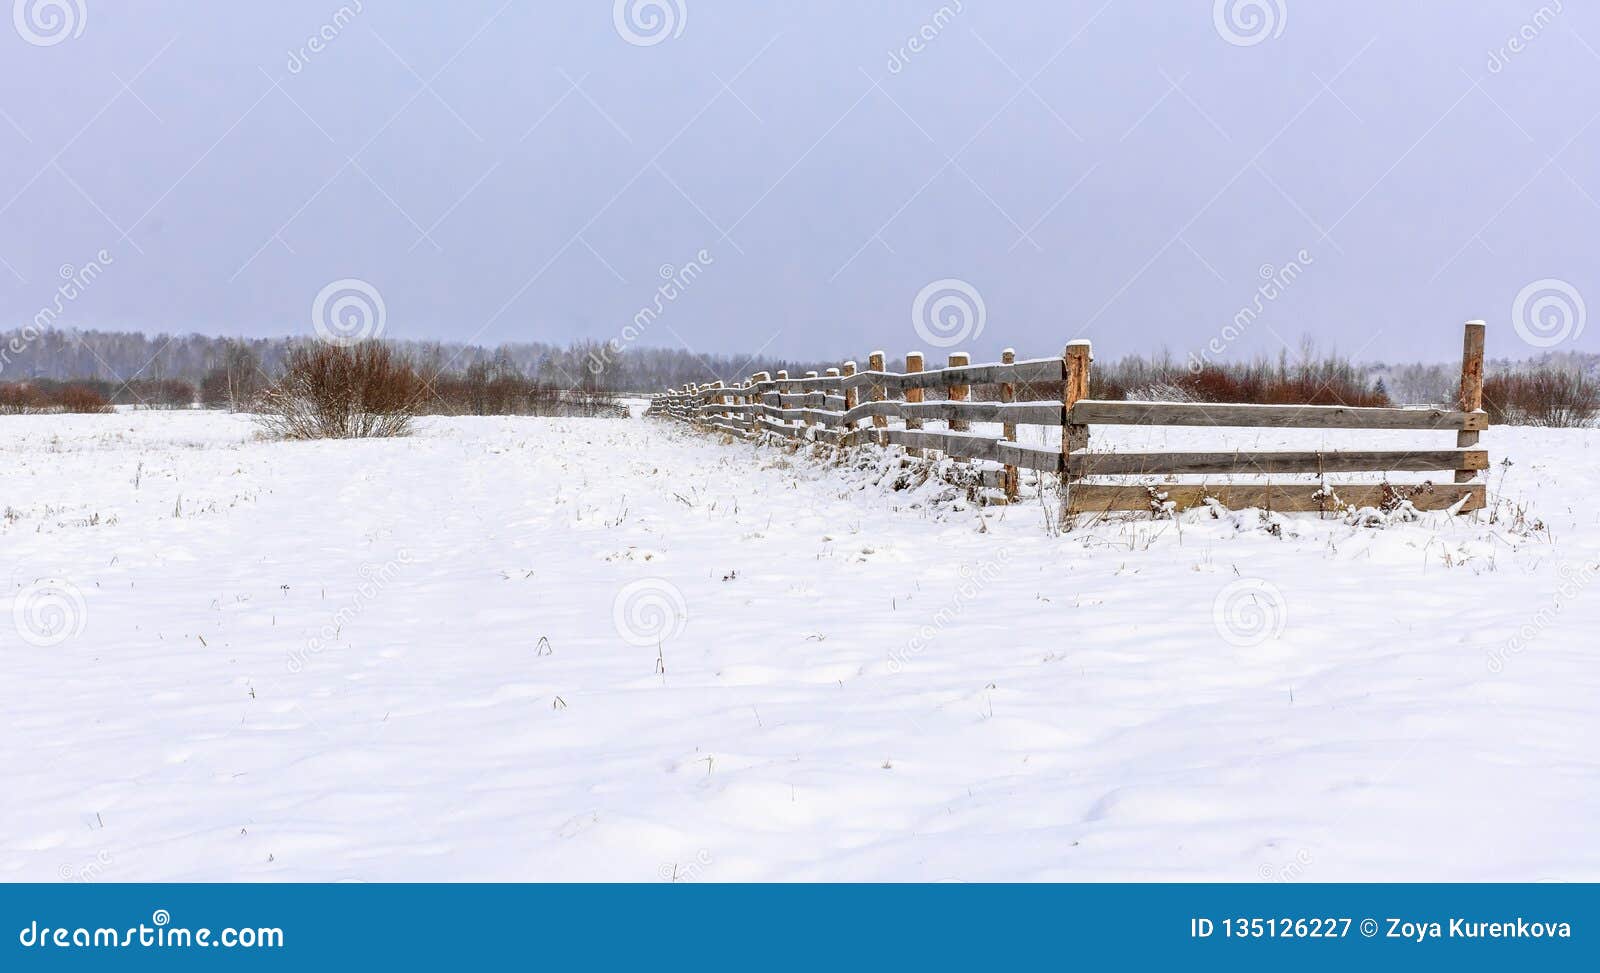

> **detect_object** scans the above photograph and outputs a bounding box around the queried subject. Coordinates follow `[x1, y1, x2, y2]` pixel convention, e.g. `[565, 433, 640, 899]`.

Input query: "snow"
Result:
[2, 410, 1597, 881]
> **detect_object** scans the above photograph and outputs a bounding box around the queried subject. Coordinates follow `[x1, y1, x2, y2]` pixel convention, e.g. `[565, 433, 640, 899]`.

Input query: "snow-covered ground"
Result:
[1, 410, 1596, 881]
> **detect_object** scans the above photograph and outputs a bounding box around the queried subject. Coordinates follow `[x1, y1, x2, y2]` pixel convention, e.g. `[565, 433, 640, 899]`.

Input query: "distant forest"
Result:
[0, 328, 842, 396]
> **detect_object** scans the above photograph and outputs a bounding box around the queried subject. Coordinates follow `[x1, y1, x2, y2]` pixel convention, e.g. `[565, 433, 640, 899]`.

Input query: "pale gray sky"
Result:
[2, 0, 1596, 365]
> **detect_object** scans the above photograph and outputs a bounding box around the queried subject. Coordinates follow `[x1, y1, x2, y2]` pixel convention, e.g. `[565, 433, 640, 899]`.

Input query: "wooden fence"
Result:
[647, 322, 1490, 516]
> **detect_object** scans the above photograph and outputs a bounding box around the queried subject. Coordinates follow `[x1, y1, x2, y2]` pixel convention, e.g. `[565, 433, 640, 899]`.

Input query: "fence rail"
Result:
[647, 322, 1490, 516]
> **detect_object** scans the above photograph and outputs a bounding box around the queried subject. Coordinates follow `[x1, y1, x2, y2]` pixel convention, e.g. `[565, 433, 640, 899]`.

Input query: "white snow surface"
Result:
[1, 410, 1597, 882]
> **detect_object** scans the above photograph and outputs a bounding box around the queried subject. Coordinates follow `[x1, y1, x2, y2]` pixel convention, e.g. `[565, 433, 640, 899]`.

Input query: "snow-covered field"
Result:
[2, 410, 1597, 881]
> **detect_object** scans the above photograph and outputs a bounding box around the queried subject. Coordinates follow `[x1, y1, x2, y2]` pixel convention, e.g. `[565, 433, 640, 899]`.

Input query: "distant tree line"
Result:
[0, 328, 842, 400]
[0, 327, 1595, 425]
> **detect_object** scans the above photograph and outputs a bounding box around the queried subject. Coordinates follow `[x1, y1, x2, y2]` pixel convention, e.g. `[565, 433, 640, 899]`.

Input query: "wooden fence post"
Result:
[823, 368, 839, 441]
[868, 351, 887, 447]
[947, 352, 970, 433]
[775, 370, 790, 438]
[805, 371, 820, 438]
[1000, 348, 1018, 500]
[841, 361, 858, 447]
[1062, 341, 1092, 511]
[1456, 320, 1486, 485]
[904, 351, 924, 458]
[752, 372, 771, 437]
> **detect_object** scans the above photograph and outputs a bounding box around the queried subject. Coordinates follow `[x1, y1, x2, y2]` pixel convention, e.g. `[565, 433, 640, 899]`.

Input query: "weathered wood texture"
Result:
[1068, 449, 1489, 477]
[1066, 400, 1487, 430]
[904, 351, 924, 458]
[1456, 320, 1487, 483]
[998, 349, 1018, 498]
[1067, 482, 1486, 515]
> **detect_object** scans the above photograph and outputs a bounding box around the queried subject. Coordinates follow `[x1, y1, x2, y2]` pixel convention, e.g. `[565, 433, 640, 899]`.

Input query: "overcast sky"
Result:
[2, 0, 1596, 368]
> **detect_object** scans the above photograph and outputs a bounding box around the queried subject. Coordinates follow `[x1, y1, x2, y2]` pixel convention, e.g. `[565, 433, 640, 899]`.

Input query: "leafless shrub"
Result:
[1484, 367, 1599, 427]
[1091, 345, 1388, 406]
[56, 385, 113, 413]
[0, 383, 48, 414]
[255, 342, 426, 439]
[0, 382, 111, 413]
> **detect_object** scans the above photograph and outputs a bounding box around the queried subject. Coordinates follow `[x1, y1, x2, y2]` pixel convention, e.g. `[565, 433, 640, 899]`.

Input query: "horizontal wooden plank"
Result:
[756, 418, 805, 439]
[1068, 449, 1489, 476]
[1067, 399, 1488, 431]
[755, 406, 844, 424]
[773, 376, 843, 392]
[834, 398, 1061, 427]
[996, 441, 1065, 473]
[899, 400, 1063, 425]
[840, 357, 1064, 392]
[765, 392, 845, 409]
[878, 430, 1065, 472]
[839, 400, 900, 425]
[884, 428, 1001, 462]
[1066, 481, 1487, 514]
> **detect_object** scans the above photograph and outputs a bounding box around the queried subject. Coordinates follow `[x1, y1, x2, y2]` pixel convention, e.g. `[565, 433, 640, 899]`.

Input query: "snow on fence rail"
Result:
[646, 322, 1490, 516]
